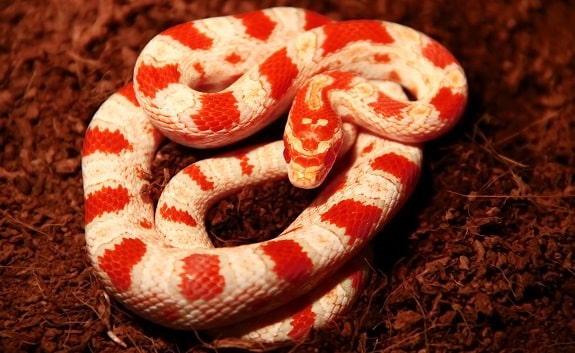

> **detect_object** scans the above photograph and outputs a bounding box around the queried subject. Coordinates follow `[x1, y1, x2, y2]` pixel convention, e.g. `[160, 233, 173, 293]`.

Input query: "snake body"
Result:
[82, 7, 467, 348]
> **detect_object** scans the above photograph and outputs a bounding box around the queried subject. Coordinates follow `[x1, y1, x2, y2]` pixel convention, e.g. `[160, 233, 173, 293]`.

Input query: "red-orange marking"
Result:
[258, 48, 299, 100]
[179, 253, 225, 301]
[159, 307, 181, 323]
[288, 304, 316, 340]
[139, 219, 153, 229]
[193, 62, 205, 77]
[283, 140, 291, 163]
[159, 204, 197, 227]
[82, 127, 132, 157]
[183, 164, 214, 191]
[235, 153, 254, 176]
[189, 91, 240, 132]
[370, 152, 418, 189]
[84, 185, 130, 224]
[321, 21, 394, 56]
[118, 83, 140, 106]
[368, 91, 409, 119]
[361, 142, 375, 154]
[388, 70, 401, 82]
[225, 52, 242, 64]
[288, 71, 355, 152]
[320, 199, 382, 245]
[374, 53, 391, 63]
[422, 40, 456, 69]
[288, 106, 333, 152]
[290, 154, 321, 170]
[261, 239, 313, 284]
[235, 10, 276, 41]
[135, 63, 180, 98]
[98, 237, 147, 292]
[163, 22, 213, 50]
[303, 10, 332, 31]
[430, 87, 467, 122]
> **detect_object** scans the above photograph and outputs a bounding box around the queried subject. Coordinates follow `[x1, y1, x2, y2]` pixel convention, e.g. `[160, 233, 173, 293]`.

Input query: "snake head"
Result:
[283, 72, 352, 189]
[283, 128, 342, 189]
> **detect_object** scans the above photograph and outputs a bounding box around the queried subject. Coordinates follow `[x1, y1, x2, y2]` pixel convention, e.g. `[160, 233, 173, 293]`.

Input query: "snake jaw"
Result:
[284, 144, 339, 189]
[287, 162, 325, 189]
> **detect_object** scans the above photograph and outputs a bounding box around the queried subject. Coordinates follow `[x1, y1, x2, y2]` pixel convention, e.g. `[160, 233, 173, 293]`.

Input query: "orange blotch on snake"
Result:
[135, 63, 180, 99]
[225, 52, 242, 64]
[139, 219, 153, 229]
[84, 185, 131, 224]
[193, 62, 205, 77]
[82, 126, 133, 157]
[235, 153, 254, 176]
[98, 237, 147, 292]
[361, 142, 376, 155]
[388, 70, 401, 83]
[287, 72, 353, 152]
[283, 143, 291, 163]
[261, 239, 313, 284]
[320, 199, 382, 245]
[422, 40, 457, 69]
[118, 83, 140, 106]
[368, 91, 409, 119]
[179, 253, 225, 301]
[258, 48, 299, 100]
[374, 53, 391, 63]
[189, 91, 240, 132]
[321, 21, 394, 56]
[303, 10, 332, 31]
[159, 204, 197, 227]
[430, 87, 467, 122]
[159, 307, 182, 323]
[288, 304, 316, 340]
[183, 164, 215, 191]
[235, 10, 277, 41]
[163, 22, 213, 50]
[370, 152, 418, 189]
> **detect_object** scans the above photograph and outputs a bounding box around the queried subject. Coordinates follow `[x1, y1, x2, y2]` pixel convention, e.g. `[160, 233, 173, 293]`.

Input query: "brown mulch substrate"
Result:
[1, 0, 574, 352]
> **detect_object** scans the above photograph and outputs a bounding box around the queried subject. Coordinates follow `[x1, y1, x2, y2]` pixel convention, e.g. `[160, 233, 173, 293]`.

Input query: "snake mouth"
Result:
[286, 163, 326, 189]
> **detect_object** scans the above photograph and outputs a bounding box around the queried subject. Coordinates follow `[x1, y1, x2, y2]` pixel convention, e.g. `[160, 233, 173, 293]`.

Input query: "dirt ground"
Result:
[1, 0, 574, 352]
